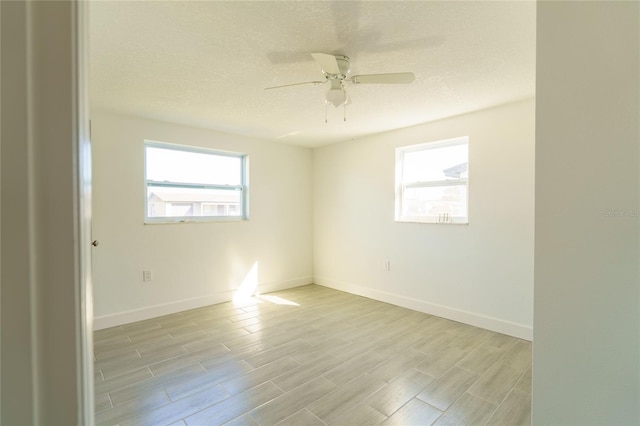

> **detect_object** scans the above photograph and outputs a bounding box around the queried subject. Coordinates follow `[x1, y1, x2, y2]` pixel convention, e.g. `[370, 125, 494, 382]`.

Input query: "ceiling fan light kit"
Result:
[326, 88, 347, 108]
[265, 52, 415, 120]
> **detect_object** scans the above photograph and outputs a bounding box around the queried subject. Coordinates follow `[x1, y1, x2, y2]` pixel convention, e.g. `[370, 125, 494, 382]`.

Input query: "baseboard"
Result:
[314, 276, 533, 341]
[93, 276, 312, 330]
[255, 276, 312, 295]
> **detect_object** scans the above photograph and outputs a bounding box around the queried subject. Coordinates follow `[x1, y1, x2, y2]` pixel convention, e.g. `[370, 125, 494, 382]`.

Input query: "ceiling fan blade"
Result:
[311, 53, 341, 75]
[264, 80, 326, 90]
[349, 72, 415, 85]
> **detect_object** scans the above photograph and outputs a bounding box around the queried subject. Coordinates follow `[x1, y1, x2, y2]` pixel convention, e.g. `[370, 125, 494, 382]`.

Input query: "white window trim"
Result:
[395, 136, 469, 224]
[144, 140, 249, 223]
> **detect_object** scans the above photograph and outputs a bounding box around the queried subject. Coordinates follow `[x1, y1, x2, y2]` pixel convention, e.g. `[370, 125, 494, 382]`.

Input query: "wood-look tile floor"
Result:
[94, 285, 531, 426]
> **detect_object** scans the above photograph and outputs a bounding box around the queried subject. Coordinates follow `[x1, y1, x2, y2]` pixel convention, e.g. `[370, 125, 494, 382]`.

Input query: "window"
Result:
[396, 137, 469, 224]
[145, 141, 248, 223]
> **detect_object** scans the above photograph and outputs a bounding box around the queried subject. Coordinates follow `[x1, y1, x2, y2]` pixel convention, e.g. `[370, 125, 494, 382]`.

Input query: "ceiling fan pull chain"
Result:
[344, 103, 347, 122]
[325, 102, 328, 123]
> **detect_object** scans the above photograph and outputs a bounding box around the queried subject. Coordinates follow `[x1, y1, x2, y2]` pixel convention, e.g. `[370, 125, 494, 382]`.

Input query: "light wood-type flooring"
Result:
[94, 285, 531, 425]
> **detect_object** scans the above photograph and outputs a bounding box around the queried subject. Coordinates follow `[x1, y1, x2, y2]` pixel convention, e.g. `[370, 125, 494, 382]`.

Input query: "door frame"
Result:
[74, 0, 95, 423]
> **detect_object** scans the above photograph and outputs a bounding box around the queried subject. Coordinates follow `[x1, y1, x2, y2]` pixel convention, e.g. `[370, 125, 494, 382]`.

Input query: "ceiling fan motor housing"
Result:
[333, 55, 351, 79]
[326, 56, 350, 107]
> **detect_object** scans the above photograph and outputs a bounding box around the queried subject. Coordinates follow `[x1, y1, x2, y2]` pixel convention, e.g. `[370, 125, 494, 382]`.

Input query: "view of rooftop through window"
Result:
[145, 143, 247, 222]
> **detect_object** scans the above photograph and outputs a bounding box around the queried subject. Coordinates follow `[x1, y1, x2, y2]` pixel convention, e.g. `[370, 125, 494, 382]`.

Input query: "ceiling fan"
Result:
[265, 53, 415, 108]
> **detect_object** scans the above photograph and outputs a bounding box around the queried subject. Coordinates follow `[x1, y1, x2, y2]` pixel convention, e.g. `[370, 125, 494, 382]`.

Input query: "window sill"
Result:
[144, 217, 249, 225]
[395, 219, 469, 225]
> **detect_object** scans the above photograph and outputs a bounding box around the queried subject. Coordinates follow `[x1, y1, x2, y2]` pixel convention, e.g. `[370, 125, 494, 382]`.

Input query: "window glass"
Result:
[402, 186, 468, 219]
[145, 142, 248, 222]
[396, 137, 469, 224]
[402, 143, 468, 183]
[146, 146, 242, 186]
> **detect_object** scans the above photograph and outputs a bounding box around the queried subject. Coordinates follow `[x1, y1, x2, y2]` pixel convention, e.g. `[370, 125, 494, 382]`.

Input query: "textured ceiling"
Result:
[89, 1, 535, 147]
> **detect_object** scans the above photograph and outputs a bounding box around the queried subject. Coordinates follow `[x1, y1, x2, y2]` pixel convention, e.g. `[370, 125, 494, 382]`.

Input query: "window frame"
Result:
[395, 136, 469, 224]
[144, 140, 249, 224]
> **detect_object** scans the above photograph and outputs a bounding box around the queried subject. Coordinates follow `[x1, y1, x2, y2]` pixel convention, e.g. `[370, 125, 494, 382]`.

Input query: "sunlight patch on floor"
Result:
[232, 263, 299, 307]
[233, 262, 259, 305]
[258, 295, 299, 306]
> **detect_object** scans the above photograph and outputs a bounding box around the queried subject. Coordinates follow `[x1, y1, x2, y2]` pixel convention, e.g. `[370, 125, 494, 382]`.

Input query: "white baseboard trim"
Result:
[255, 276, 312, 295]
[93, 276, 312, 330]
[314, 276, 532, 341]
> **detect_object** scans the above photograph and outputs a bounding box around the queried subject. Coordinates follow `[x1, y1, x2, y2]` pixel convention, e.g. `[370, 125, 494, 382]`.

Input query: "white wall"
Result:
[1, 3, 33, 422]
[533, 2, 640, 424]
[313, 99, 535, 339]
[91, 112, 313, 328]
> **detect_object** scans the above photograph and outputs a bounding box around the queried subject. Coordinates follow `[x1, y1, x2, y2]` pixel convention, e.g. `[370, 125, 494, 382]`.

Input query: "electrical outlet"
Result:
[384, 261, 391, 271]
[143, 269, 153, 282]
